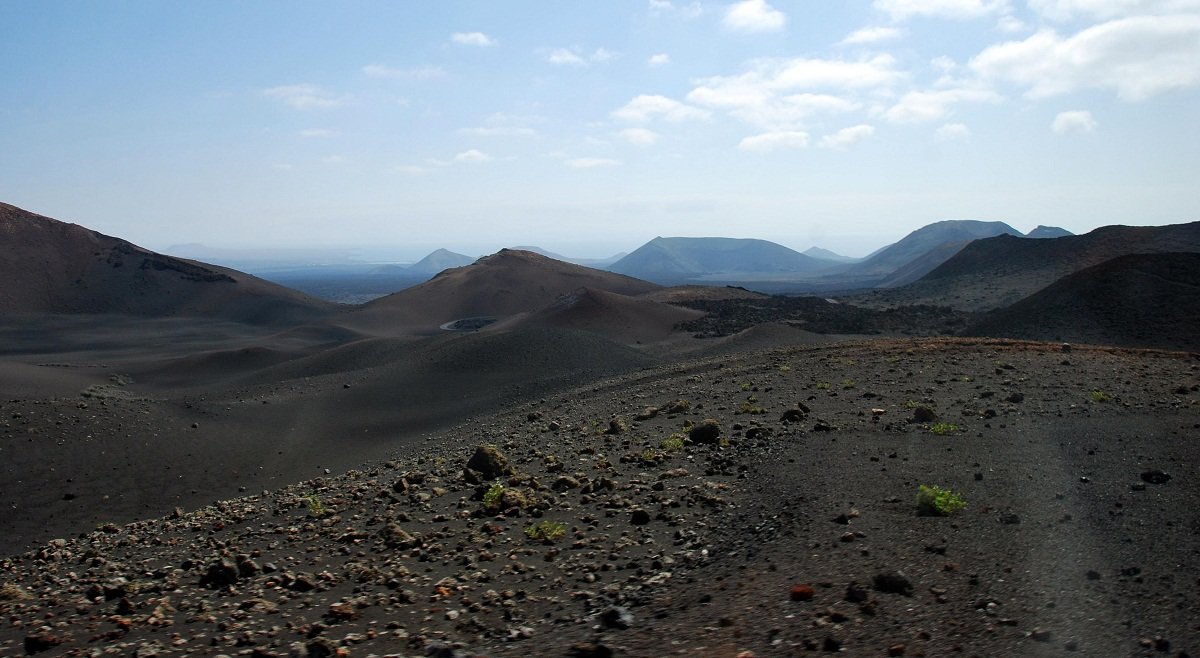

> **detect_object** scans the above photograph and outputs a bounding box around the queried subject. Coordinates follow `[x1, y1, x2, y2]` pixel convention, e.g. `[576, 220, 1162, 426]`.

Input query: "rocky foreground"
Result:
[2, 338, 1197, 657]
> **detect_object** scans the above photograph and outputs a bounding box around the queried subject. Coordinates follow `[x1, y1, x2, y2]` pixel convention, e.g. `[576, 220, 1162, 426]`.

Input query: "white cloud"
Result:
[620, 127, 661, 145]
[936, 122, 971, 140]
[591, 48, 618, 62]
[970, 16, 1200, 101]
[884, 87, 1001, 122]
[454, 149, 493, 163]
[547, 49, 586, 66]
[648, 53, 672, 67]
[566, 158, 622, 168]
[612, 95, 711, 122]
[839, 26, 904, 45]
[1051, 110, 1098, 133]
[874, 0, 1010, 20]
[458, 114, 542, 138]
[299, 128, 338, 138]
[451, 32, 496, 46]
[262, 84, 347, 110]
[545, 47, 617, 66]
[687, 56, 895, 129]
[724, 0, 787, 33]
[459, 126, 537, 137]
[997, 14, 1028, 32]
[1028, 0, 1200, 21]
[819, 124, 876, 149]
[738, 130, 810, 152]
[649, 0, 704, 18]
[362, 64, 445, 79]
[392, 165, 431, 176]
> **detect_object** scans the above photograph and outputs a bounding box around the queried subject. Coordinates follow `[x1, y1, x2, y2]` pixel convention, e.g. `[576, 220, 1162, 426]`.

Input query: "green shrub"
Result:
[815, 382, 831, 390]
[525, 520, 566, 542]
[930, 422, 959, 436]
[1090, 390, 1111, 403]
[841, 378, 857, 390]
[737, 398, 766, 414]
[660, 434, 685, 451]
[916, 485, 966, 516]
[305, 494, 327, 518]
[482, 483, 504, 511]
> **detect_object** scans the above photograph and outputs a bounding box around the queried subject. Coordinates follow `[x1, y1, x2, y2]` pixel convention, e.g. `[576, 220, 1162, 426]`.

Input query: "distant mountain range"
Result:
[803, 246, 859, 263]
[5, 200, 1197, 352]
[607, 236, 828, 284]
[406, 248, 476, 275]
[861, 220, 1200, 310]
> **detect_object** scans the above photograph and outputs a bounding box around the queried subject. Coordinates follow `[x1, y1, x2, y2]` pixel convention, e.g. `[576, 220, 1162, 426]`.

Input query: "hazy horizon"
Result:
[2, 2, 1197, 258]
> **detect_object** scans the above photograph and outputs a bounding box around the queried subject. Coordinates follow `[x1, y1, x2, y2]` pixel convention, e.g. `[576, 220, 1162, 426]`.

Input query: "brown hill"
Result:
[858, 221, 1200, 310]
[0, 203, 337, 324]
[343, 249, 661, 333]
[963, 252, 1200, 350]
[492, 286, 704, 345]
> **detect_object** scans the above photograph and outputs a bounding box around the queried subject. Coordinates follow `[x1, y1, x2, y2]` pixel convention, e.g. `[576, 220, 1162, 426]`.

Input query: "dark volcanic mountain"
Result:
[1026, 225, 1073, 239]
[608, 236, 826, 284]
[838, 220, 1022, 286]
[344, 249, 660, 333]
[406, 248, 476, 275]
[963, 252, 1200, 350]
[802, 246, 859, 263]
[0, 203, 336, 324]
[867, 220, 1200, 311]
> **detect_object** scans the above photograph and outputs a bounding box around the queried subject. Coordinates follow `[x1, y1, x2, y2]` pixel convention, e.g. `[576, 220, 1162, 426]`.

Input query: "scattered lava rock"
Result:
[873, 572, 914, 596]
[466, 444, 513, 480]
[789, 583, 815, 601]
[1140, 469, 1171, 484]
[911, 406, 938, 423]
[688, 418, 722, 444]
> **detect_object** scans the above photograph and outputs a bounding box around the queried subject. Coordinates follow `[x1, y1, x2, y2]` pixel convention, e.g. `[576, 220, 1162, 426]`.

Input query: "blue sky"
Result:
[2, 1, 1197, 259]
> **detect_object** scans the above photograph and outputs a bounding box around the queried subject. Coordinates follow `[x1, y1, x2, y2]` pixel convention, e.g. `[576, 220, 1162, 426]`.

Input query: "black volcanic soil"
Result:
[965, 252, 1200, 351]
[2, 338, 1197, 657]
[673, 296, 975, 338]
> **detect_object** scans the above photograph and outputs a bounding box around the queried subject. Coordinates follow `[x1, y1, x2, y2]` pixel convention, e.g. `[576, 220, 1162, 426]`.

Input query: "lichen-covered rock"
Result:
[466, 444, 513, 480]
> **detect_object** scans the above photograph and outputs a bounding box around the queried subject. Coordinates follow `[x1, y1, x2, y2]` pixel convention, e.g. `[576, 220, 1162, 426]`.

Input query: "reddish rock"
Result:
[790, 583, 815, 601]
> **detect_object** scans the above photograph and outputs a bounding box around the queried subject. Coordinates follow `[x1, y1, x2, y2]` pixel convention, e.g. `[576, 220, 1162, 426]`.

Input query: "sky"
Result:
[1, 1, 1198, 259]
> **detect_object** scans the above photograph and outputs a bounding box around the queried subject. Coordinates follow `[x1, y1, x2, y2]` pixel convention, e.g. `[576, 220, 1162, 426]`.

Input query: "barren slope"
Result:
[964, 252, 1200, 350]
[1, 339, 1196, 657]
[0, 203, 337, 325]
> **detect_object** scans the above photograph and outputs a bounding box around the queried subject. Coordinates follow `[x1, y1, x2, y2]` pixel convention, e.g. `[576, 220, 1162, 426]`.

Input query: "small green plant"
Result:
[903, 399, 921, 409]
[841, 378, 856, 390]
[930, 422, 959, 436]
[778, 364, 792, 372]
[740, 382, 752, 392]
[916, 485, 967, 516]
[525, 520, 566, 542]
[737, 399, 766, 414]
[1090, 389, 1111, 403]
[482, 483, 504, 511]
[641, 448, 659, 461]
[660, 434, 685, 451]
[305, 494, 327, 518]
[815, 382, 831, 390]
